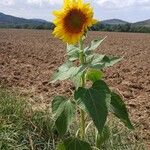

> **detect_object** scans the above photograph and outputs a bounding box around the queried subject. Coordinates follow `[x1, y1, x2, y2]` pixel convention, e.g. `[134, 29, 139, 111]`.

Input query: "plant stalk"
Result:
[79, 39, 86, 140]
[80, 109, 85, 140]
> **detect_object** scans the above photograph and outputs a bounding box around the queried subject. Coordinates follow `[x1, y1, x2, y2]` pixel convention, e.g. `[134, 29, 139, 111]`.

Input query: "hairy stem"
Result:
[79, 39, 86, 140]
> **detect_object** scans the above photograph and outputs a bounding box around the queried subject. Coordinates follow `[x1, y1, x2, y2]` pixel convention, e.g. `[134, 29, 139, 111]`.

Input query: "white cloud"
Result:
[0, 0, 149, 8]
[26, 0, 93, 6]
[0, 0, 15, 6]
[27, 0, 43, 5]
[96, 0, 150, 9]
[27, 0, 63, 6]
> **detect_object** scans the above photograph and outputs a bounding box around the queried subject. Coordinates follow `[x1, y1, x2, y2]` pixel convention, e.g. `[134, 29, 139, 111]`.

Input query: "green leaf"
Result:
[71, 72, 83, 88]
[86, 54, 95, 64]
[87, 54, 106, 69]
[75, 82, 108, 133]
[110, 92, 134, 129]
[67, 44, 80, 61]
[92, 81, 133, 129]
[96, 126, 110, 148]
[55, 100, 76, 136]
[86, 69, 104, 82]
[52, 96, 66, 117]
[52, 96, 76, 136]
[56, 138, 92, 150]
[90, 54, 105, 64]
[51, 61, 72, 83]
[92, 80, 110, 93]
[92, 80, 111, 108]
[67, 44, 79, 53]
[101, 55, 122, 68]
[84, 37, 107, 55]
[59, 61, 73, 71]
[51, 62, 86, 83]
[89, 55, 122, 69]
[56, 142, 66, 150]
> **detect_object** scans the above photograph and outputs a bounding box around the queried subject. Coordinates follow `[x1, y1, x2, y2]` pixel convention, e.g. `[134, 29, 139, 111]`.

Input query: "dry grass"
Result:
[0, 89, 147, 150]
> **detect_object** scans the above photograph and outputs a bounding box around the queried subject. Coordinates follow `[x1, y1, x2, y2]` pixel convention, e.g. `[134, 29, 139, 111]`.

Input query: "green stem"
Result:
[80, 109, 85, 140]
[79, 39, 86, 140]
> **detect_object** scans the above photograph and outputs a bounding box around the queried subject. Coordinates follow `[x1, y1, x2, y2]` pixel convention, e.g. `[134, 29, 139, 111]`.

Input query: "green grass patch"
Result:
[83, 119, 146, 150]
[0, 89, 147, 150]
[0, 89, 55, 150]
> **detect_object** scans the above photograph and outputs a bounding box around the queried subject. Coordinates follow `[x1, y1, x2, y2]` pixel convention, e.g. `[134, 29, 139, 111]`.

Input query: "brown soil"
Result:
[0, 29, 150, 147]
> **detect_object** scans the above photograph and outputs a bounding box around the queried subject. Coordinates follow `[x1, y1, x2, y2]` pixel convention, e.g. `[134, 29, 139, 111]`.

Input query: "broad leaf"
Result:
[92, 81, 133, 129]
[67, 44, 80, 54]
[89, 54, 122, 69]
[92, 80, 110, 93]
[110, 92, 134, 129]
[55, 100, 76, 136]
[56, 142, 65, 150]
[75, 82, 108, 133]
[58, 61, 73, 71]
[88, 54, 106, 69]
[90, 54, 105, 64]
[51, 62, 86, 83]
[56, 138, 92, 150]
[86, 69, 104, 82]
[51, 61, 72, 83]
[101, 55, 122, 68]
[52, 97, 76, 136]
[86, 54, 95, 64]
[84, 37, 107, 55]
[67, 44, 80, 61]
[71, 72, 83, 88]
[92, 80, 111, 108]
[96, 126, 110, 148]
[52, 96, 66, 117]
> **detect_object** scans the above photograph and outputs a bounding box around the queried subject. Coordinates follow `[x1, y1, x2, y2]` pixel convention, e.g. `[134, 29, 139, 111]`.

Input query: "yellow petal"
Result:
[52, 0, 97, 44]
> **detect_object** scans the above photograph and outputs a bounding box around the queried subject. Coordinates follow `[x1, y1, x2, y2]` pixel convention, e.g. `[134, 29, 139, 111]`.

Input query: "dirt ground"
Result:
[0, 29, 150, 147]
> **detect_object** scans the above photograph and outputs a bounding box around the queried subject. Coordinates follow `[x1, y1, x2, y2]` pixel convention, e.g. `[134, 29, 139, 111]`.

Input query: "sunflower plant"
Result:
[51, 0, 133, 149]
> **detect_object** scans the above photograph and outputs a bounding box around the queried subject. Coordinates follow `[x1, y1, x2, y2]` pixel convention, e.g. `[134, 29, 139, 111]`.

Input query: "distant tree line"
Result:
[0, 23, 55, 30]
[0, 22, 150, 33]
[90, 22, 150, 33]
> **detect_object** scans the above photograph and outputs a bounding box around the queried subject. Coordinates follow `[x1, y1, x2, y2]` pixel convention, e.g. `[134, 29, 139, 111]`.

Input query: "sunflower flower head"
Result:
[52, 0, 97, 44]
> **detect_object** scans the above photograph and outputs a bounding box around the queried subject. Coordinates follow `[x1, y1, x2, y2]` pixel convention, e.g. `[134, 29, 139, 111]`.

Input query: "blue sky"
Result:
[0, 0, 150, 22]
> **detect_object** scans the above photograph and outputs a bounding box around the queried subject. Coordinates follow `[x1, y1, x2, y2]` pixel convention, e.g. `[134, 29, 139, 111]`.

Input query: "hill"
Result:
[0, 12, 150, 33]
[133, 19, 150, 27]
[101, 19, 129, 25]
[0, 12, 54, 29]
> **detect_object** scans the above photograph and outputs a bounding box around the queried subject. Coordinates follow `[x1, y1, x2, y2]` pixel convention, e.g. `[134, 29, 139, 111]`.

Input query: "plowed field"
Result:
[0, 29, 150, 147]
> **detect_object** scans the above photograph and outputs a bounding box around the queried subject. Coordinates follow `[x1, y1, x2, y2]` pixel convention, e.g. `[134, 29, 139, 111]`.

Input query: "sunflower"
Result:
[52, 0, 97, 44]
